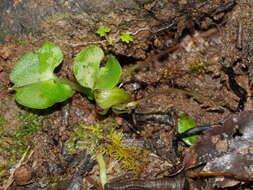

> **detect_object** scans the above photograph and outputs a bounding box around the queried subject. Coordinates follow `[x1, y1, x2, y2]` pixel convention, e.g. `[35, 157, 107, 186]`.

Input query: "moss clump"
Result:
[15, 39, 29, 47]
[190, 60, 209, 73]
[65, 118, 149, 174]
[103, 129, 149, 173]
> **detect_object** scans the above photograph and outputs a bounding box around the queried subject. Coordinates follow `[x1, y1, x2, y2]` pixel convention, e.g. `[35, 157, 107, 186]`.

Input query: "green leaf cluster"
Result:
[177, 114, 198, 146]
[73, 46, 121, 90]
[96, 27, 111, 37]
[119, 32, 133, 44]
[10, 43, 132, 112]
[95, 27, 134, 44]
[73, 46, 131, 112]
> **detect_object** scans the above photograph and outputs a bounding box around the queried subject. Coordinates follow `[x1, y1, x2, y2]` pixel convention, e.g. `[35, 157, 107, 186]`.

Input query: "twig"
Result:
[3, 146, 33, 190]
[138, 88, 228, 109]
[52, 26, 151, 48]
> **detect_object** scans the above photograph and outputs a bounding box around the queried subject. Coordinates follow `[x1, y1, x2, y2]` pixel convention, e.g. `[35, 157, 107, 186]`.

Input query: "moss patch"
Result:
[0, 103, 42, 185]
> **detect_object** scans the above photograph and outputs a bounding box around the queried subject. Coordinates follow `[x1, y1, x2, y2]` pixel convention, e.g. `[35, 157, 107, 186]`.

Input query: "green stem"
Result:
[96, 152, 107, 188]
[121, 63, 141, 80]
[56, 78, 93, 98]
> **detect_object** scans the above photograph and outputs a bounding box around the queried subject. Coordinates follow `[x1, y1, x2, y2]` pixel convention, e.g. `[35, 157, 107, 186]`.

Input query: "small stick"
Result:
[3, 147, 33, 190]
[236, 22, 243, 50]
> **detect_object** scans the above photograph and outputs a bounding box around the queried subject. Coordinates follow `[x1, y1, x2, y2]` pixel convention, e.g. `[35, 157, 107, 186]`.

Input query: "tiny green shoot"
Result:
[177, 114, 198, 146]
[96, 27, 134, 45]
[96, 27, 111, 37]
[118, 32, 133, 44]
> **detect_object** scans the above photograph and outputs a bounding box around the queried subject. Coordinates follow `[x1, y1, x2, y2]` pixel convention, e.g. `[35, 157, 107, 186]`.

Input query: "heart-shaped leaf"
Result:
[10, 42, 73, 109]
[73, 46, 104, 89]
[95, 55, 122, 90]
[10, 42, 63, 87]
[15, 80, 73, 109]
[94, 87, 131, 110]
[73, 46, 122, 90]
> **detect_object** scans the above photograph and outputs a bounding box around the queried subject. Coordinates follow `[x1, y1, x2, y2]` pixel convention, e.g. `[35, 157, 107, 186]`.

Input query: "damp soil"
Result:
[0, 0, 253, 189]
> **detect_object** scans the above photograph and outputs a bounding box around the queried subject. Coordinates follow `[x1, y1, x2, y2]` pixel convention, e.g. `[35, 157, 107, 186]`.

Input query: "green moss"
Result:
[16, 112, 42, 138]
[0, 166, 8, 178]
[48, 176, 65, 184]
[65, 118, 150, 174]
[190, 61, 209, 73]
[15, 40, 29, 47]
[65, 122, 108, 157]
[0, 116, 7, 126]
[14, 112, 42, 153]
[0, 111, 42, 184]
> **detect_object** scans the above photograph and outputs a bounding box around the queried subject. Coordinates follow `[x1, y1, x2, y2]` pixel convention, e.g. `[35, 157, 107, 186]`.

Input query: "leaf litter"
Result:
[1, 0, 253, 189]
[185, 111, 253, 187]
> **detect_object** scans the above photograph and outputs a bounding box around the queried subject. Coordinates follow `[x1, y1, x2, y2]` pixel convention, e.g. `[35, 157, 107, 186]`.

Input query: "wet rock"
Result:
[0, 0, 140, 38]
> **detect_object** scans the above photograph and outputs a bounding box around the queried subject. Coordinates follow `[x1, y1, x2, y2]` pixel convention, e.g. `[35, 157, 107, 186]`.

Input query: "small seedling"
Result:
[96, 27, 111, 37]
[10, 42, 133, 113]
[73, 46, 131, 113]
[118, 32, 134, 44]
[95, 27, 134, 45]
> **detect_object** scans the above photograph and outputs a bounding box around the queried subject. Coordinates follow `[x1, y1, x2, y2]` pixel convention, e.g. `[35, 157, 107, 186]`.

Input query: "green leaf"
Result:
[15, 80, 73, 109]
[96, 27, 111, 37]
[177, 114, 198, 146]
[119, 32, 133, 44]
[73, 46, 104, 89]
[10, 42, 63, 87]
[10, 42, 74, 109]
[94, 87, 131, 110]
[95, 55, 122, 90]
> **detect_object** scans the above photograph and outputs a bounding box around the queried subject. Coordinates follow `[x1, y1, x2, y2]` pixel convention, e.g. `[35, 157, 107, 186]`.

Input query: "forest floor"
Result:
[0, 0, 253, 189]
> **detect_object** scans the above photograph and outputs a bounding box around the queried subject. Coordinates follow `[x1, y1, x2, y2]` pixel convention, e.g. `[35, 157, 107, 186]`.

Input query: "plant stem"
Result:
[121, 63, 141, 80]
[96, 152, 107, 188]
[56, 78, 93, 98]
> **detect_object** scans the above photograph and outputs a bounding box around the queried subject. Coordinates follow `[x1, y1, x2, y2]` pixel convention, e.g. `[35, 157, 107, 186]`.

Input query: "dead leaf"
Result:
[184, 111, 253, 182]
